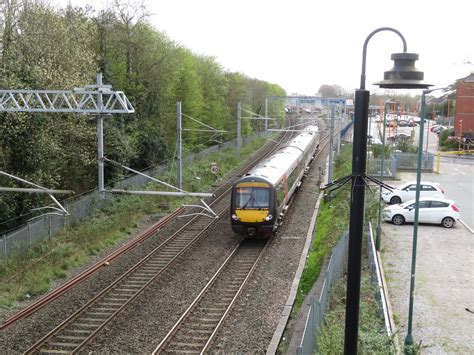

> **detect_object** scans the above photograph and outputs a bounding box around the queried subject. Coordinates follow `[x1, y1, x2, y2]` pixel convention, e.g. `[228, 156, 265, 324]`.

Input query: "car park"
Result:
[382, 181, 445, 204]
[387, 133, 411, 142]
[383, 197, 460, 228]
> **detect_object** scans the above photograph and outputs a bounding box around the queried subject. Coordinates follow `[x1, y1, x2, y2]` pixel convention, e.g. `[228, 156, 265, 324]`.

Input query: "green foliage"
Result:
[438, 128, 458, 150]
[317, 273, 393, 353]
[395, 140, 418, 154]
[292, 143, 391, 354]
[0, 1, 286, 231]
[295, 144, 352, 309]
[371, 143, 391, 159]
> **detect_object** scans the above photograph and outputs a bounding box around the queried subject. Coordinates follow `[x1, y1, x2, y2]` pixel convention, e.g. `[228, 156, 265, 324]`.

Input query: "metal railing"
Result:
[366, 156, 397, 178]
[394, 152, 434, 171]
[297, 231, 349, 354]
[367, 221, 400, 353]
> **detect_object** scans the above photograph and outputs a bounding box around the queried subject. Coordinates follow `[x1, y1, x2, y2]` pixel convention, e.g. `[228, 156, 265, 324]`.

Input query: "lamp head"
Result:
[374, 52, 432, 89]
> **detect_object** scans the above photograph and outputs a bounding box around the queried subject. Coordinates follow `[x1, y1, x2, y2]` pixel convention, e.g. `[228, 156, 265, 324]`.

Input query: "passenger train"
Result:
[230, 125, 320, 236]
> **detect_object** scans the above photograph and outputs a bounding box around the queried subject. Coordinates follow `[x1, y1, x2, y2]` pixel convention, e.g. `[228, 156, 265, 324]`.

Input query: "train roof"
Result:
[242, 125, 319, 185]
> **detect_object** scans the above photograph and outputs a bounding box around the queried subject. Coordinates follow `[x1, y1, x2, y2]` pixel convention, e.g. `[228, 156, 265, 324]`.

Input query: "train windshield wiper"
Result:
[241, 190, 255, 210]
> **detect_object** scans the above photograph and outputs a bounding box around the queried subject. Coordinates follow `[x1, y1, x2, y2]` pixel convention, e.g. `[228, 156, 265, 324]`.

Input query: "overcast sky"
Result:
[57, 0, 473, 95]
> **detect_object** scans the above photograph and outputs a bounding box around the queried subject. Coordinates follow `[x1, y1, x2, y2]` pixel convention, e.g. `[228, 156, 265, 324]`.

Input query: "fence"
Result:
[367, 221, 399, 353]
[366, 157, 397, 179]
[394, 152, 434, 171]
[0, 134, 261, 260]
[297, 231, 349, 354]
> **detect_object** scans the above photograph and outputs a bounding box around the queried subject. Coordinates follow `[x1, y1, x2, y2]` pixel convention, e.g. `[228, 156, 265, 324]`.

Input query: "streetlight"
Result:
[344, 27, 431, 354]
[404, 88, 445, 353]
[375, 99, 397, 251]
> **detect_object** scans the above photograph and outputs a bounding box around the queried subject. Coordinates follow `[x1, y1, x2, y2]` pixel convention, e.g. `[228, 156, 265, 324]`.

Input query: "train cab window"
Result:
[235, 187, 270, 209]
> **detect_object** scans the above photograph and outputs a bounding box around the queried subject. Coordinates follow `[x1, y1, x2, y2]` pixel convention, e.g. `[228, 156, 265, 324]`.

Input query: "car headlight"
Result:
[231, 214, 239, 221]
[265, 215, 273, 221]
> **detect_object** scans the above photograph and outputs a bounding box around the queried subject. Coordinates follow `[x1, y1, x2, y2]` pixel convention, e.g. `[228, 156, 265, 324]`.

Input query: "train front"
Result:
[230, 177, 275, 237]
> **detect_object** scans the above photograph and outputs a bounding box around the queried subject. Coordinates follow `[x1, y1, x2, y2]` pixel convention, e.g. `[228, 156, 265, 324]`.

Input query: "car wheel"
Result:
[441, 217, 454, 228]
[390, 196, 402, 204]
[392, 214, 405, 225]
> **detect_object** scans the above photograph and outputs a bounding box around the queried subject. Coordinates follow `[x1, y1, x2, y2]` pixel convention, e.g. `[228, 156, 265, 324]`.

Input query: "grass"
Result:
[294, 144, 353, 309]
[317, 271, 395, 353]
[0, 136, 267, 309]
[286, 142, 390, 353]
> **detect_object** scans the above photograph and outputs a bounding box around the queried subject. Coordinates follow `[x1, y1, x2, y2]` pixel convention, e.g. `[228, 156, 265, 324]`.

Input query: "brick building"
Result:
[454, 72, 474, 137]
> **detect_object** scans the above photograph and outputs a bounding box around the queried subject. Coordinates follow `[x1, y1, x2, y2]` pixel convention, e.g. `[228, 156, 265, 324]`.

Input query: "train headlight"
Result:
[231, 214, 239, 221]
[265, 215, 273, 221]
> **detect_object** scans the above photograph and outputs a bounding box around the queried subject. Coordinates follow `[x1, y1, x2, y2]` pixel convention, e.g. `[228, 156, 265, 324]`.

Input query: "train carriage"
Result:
[230, 126, 319, 236]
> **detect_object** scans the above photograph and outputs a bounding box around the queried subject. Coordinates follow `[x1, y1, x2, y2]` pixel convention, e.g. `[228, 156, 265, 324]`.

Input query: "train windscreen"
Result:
[235, 187, 270, 209]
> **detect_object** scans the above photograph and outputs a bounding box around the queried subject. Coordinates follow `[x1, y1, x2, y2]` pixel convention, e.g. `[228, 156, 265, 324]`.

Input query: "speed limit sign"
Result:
[210, 162, 220, 175]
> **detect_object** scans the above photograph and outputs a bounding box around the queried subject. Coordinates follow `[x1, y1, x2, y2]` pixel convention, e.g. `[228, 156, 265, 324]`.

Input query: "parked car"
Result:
[382, 181, 445, 204]
[432, 125, 446, 134]
[387, 133, 411, 142]
[383, 197, 460, 228]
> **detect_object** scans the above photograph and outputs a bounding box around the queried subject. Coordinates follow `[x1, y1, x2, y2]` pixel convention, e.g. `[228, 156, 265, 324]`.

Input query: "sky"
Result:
[55, 0, 473, 96]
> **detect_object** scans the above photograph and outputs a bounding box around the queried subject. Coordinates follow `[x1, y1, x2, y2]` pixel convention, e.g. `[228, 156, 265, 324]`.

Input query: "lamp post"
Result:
[375, 99, 396, 251]
[404, 88, 444, 353]
[344, 27, 431, 354]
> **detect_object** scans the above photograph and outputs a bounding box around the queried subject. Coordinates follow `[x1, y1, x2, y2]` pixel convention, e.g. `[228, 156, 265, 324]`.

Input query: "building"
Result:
[454, 72, 474, 137]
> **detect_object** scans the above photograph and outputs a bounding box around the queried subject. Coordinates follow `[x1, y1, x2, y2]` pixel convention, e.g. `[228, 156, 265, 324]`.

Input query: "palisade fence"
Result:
[296, 231, 349, 355]
[0, 134, 263, 260]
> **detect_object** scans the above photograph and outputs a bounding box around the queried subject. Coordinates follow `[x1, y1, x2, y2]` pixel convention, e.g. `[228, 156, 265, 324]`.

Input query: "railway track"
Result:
[152, 239, 268, 354]
[24, 126, 296, 354]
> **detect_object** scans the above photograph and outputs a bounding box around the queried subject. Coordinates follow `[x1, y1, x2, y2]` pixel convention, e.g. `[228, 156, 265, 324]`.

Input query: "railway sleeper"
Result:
[38, 350, 70, 354]
[169, 341, 204, 349]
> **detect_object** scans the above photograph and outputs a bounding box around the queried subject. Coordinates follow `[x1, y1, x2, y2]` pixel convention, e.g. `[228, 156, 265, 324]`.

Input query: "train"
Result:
[230, 125, 320, 236]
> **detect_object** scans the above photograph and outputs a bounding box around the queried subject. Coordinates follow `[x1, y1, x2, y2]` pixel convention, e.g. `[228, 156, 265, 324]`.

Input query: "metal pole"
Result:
[328, 105, 335, 183]
[376, 102, 389, 251]
[344, 89, 369, 354]
[425, 113, 430, 153]
[177, 102, 182, 190]
[97, 73, 105, 193]
[237, 101, 241, 159]
[97, 115, 104, 192]
[404, 90, 428, 351]
[264, 97, 268, 133]
[346, 27, 408, 354]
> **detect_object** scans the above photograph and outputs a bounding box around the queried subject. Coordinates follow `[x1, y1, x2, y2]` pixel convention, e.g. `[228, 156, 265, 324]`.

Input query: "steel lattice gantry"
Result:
[0, 87, 134, 113]
[0, 73, 135, 197]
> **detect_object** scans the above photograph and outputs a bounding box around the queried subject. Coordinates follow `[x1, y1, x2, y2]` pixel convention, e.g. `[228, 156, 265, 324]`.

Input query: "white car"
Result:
[382, 182, 445, 205]
[383, 197, 460, 228]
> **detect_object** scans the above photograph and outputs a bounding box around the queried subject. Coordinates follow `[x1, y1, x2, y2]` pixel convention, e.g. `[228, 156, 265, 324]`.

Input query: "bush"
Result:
[371, 144, 391, 159]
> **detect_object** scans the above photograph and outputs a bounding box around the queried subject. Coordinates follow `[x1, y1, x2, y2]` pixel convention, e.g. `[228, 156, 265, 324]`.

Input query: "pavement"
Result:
[381, 166, 474, 354]
[372, 119, 474, 353]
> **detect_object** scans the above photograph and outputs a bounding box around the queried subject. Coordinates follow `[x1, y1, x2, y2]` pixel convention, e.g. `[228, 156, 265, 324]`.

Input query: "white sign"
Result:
[210, 163, 220, 175]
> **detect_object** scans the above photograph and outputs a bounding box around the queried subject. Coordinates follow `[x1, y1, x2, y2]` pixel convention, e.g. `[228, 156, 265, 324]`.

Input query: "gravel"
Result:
[1, 125, 328, 353]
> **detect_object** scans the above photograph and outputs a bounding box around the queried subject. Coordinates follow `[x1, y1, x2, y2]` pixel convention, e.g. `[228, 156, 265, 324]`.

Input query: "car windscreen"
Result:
[235, 187, 270, 209]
